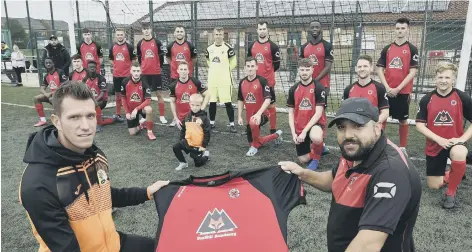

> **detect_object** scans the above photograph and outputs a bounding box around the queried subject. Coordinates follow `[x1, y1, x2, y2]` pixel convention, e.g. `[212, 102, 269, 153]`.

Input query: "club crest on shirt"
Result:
[116, 53, 125, 61]
[309, 54, 319, 66]
[433, 110, 454, 126]
[145, 49, 155, 58]
[196, 208, 238, 240]
[90, 88, 98, 98]
[388, 57, 403, 69]
[212, 56, 221, 63]
[451, 100, 457, 106]
[368, 90, 373, 95]
[176, 52, 186, 61]
[130, 92, 141, 102]
[181, 92, 191, 103]
[97, 168, 108, 185]
[299, 97, 313, 110]
[245, 93, 257, 103]
[85, 52, 94, 61]
[255, 52, 265, 63]
[229, 188, 240, 199]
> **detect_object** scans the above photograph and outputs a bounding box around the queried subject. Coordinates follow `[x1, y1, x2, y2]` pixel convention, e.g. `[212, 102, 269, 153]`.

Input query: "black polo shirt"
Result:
[327, 135, 421, 252]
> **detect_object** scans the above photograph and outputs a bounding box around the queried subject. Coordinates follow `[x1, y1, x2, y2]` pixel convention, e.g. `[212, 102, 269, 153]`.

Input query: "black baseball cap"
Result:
[328, 97, 379, 128]
[50, 35, 57, 40]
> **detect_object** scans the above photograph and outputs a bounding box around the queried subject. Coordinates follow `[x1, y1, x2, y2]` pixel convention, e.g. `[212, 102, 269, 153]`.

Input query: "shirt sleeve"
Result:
[272, 167, 307, 213]
[136, 40, 142, 64]
[99, 76, 107, 91]
[299, 43, 306, 58]
[358, 167, 412, 235]
[415, 93, 431, 123]
[166, 42, 172, 58]
[237, 79, 244, 101]
[227, 46, 236, 59]
[323, 41, 334, 61]
[343, 85, 351, 100]
[247, 41, 254, 57]
[194, 78, 207, 93]
[121, 78, 128, 96]
[169, 80, 177, 97]
[108, 45, 114, 60]
[76, 43, 81, 56]
[157, 39, 166, 56]
[260, 77, 272, 100]
[128, 43, 136, 60]
[111, 187, 149, 207]
[189, 42, 197, 58]
[204, 47, 209, 59]
[96, 43, 103, 57]
[375, 83, 389, 110]
[286, 84, 296, 107]
[314, 81, 326, 106]
[376, 45, 390, 68]
[408, 43, 419, 68]
[457, 90, 472, 123]
[42, 75, 48, 87]
[142, 80, 152, 99]
[58, 70, 68, 83]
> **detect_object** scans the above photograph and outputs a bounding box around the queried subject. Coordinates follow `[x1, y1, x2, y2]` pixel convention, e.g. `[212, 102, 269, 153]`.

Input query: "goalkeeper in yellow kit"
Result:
[205, 27, 238, 133]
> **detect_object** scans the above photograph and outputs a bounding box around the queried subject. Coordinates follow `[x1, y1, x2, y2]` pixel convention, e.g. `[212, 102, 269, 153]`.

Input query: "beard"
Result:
[339, 138, 375, 162]
[300, 75, 311, 82]
[259, 34, 266, 39]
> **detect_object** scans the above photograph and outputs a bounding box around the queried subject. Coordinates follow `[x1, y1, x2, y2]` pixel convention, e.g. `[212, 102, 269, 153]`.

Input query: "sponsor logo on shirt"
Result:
[309, 54, 319, 66]
[373, 182, 396, 198]
[196, 208, 238, 240]
[181, 92, 191, 103]
[176, 52, 186, 61]
[388, 56, 403, 69]
[299, 97, 313, 110]
[433, 110, 454, 126]
[212, 56, 221, 63]
[85, 52, 94, 61]
[245, 92, 257, 103]
[130, 92, 141, 102]
[145, 49, 155, 58]
[91, 88, 98, 98]
[255, 52, 264, 63]
[49, 80, 57, 90]
[116, 53, 125, 61]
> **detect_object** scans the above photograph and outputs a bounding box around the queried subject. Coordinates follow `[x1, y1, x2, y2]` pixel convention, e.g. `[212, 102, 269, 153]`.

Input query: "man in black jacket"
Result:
[20, 83, 169, 252]
[42, 35, 71, 76]
[173, 93, 211, 170]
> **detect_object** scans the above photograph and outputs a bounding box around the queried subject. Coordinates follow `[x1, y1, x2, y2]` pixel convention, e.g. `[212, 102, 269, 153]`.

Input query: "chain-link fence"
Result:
[2, 0, 470, 116]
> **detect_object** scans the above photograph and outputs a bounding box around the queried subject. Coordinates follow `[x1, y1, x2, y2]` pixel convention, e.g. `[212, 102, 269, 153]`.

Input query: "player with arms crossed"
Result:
[238, 57, 282, 156]
[70, 54, 89, 81]
[300, 20, 334, 155]
[77, 28, 103, 73]
[109, 28, 135, 122]
[377, 18, 419, 153]
[121, 62, 156, 140]
[169, 61, 210, 129]
[166, 25, 197, 83]
[205, 27, 238, 133]
[33, 57, 68, 127]
[137, 22, 167, 124]
[287, 58, 326, 170]
[343, 55, 389, 128]
[247, 21, 281, 143]
[82, 61, 115, 132]
[415, 62, 472, 209]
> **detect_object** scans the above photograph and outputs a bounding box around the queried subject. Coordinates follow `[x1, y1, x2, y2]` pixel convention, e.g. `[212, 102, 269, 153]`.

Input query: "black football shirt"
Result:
[153, 167, 306, 252]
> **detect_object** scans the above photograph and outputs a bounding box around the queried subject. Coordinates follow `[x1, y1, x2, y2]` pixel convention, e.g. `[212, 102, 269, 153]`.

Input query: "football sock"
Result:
[399, 124, 409, 147]
[209, 102, 217, 121]
[446, 160, 466, 196]
[96, 107, 114, 125]
[444, 170, 450, 184]
[146, 121, 154, 131]
[115, 93, 122, 115]
[310, 142, 323, 161]
[225, 102, 234, 123]
[35, 104, 45, 118]
[268, 107, 277, 132]
[158, 102, 165, 117]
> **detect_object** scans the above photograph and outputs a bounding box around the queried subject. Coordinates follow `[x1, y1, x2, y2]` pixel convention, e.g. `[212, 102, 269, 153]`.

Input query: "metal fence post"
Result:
[105, 0, 112, 47]
[25, 0, 34, 55]
[149, 0, 154, 35]
[49, 0, 55, 32]
[419, 1, 433, 93]
[330, 0, 335, 44]
[194, 2, 199, 79]
[4, 1, 10, 31]
[415, 0, 429, 101]
[349, 0, 360, 84]
[256, 1, 260, 23]
[76, 0, 82, 39]
[236, 0, 241, 81]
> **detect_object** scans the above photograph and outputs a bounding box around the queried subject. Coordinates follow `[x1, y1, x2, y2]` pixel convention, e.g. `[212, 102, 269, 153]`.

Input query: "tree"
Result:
[10, 19, 27, 49]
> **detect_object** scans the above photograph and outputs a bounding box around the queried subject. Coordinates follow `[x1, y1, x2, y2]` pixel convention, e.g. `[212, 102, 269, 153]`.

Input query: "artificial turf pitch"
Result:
[1, 85, 471, 251]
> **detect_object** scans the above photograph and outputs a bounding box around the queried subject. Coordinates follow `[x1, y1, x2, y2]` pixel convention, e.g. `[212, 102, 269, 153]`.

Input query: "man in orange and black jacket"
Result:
[19, 83, 168, 252]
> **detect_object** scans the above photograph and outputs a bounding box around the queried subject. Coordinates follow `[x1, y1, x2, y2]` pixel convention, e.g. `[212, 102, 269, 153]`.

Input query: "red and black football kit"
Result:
[77, 41, 103, 73]
[300, 39, 334, 89]
[70, 68, 89, 81]
[328, 135, 421, 252]
[153, 167, 306, 252]
[109, 42, 135, 92]
[42, 69, 68, 94]
[287, 80, 326, 157]
[238, 75, 278, 148]
[247, 40, 281, 102]
[136, 37, 165, 92]
[376, 41, 418, 120]
[166, 40, 197, 80]
[83, 75, 114, 126]
[121, 77, 152, 128]
[169, 77, 206, 121]
[416, 88, 472, 176]
[343, 79, 389, 129]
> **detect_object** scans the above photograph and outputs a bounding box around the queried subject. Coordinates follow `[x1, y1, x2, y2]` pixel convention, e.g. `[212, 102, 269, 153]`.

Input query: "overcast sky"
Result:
[1, 0, 165, 24]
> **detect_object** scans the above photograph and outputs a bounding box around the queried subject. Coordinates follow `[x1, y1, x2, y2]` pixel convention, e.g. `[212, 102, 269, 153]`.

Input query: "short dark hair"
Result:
[115, 28, 125, 33]
[178, 61, 188, 67]
[257, 21, 268, 26]
[141, 22, 151, 29]
[87, 60, 97, 66]
[175, 25, 185, 31]
[131, 61, 140, 68]
[310, 20, 321, 25]
[298, 58, 313, 68]
[71, 54, 82, 60]
[245, 57, 256, 64]
[53, 83, 94, 116]
[44, 57, 53, 62]
[357, 55, 373, 65]
[82, 28, 90, 34]
[396, 18, 410, 26]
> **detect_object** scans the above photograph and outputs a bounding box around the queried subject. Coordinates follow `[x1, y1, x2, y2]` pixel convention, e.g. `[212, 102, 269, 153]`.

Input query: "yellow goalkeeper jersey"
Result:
[205, 42, 237, 87]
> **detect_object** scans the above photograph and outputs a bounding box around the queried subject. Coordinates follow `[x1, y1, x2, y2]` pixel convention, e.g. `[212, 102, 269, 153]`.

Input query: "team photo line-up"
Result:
[20, 17, 471, 252]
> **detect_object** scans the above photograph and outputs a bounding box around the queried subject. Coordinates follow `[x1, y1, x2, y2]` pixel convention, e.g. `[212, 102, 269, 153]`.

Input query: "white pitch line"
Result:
[4, 101, 472, 167]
